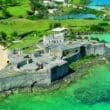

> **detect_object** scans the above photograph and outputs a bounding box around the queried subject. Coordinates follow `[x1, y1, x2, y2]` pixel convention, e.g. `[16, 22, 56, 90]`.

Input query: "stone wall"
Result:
[85, 44, 105, 56]
[105, 44, 110, 56]
[50, 61, 68, 81]
[0, 69, 51, 92]
[0, 61, 70, 92]
[64, 52, 81, 63]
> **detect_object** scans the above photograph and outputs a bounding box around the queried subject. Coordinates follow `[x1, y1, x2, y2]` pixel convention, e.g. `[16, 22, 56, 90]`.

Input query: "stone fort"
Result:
[0, 27, 110, 92]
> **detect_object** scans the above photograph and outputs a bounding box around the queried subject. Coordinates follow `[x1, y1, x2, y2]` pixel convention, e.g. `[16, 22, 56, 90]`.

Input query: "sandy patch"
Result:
[0, 45, 8, 70]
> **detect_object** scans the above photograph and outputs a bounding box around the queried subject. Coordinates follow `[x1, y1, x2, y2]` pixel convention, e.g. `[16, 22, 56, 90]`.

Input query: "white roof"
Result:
[52, 27, 67, 32]
[53, 0, 65, 2]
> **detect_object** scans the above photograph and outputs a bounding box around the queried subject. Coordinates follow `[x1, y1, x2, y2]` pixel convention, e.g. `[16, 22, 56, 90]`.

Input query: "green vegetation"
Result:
[69, 55, 97, 70]
[0, 0, 109, 53]
[0, 0, 30, 18]
[0, 18, 110, 50]
[70, 0, 90, 6]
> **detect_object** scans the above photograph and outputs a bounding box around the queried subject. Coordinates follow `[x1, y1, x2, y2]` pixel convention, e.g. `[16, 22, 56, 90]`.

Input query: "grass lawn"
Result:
[9, 33, 41, 53]
[0, 18, 105, 35]
[7, 5, 31, 17]
[0, 18, 109, 52]
[0, 0, 30, 18]
[0, 11, 3, 18]
[9, 34, 40, 49]
[0, 19, 50, 35]
[69, 56, 97, 70]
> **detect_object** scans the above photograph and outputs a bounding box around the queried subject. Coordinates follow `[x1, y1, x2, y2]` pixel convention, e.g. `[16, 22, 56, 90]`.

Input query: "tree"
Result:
[90, 24, 105, 32]
[0, 0, 19, 7]
[11, 31, 18, 37]
[53, 22, 61, 28]
[2, 8, 12, 18]
[29, 0, 48, 18]
[0, 31, 7, 46]
[29, 0, 42, 12]
[70, 0, 90, 7]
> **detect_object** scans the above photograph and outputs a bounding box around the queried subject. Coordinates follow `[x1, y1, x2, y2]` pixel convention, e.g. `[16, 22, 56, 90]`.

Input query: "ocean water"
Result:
[0, 63, 110, 110]
[88, 34, 110, 42]
[90, 0, 110, 6]
[52, 13, 98, 20]
[52, 0, 110, 20]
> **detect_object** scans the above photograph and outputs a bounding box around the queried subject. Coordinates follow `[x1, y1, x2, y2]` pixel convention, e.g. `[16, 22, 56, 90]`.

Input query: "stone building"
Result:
[43, 33, 64, 46]
[43, 27, 67, 46]
[5, 27, 110, 91]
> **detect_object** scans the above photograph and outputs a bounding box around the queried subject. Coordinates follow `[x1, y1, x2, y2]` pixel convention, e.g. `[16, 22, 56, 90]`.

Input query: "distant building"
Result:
[53, 0, 66, 3]
[48, 9, 57, 14]
[43, 0, 67, 6]
[43, 0, 57, 6]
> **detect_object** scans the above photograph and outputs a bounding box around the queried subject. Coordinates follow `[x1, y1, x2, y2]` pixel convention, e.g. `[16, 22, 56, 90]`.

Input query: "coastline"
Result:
[0, 57, 107, 99]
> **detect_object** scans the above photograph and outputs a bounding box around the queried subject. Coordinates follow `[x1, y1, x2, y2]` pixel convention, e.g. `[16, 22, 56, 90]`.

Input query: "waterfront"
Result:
[89, 0, 110, 6]
[0, 63, 110, 110]
[88, 33, 110, 42]
[52, 13, 98, 20]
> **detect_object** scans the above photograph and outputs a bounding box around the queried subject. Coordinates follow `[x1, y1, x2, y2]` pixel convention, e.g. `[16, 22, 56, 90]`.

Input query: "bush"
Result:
[0, 31, 7, 46]
[2, 8, 12, 18]
[27, 10, 34, 16]
[11, 31, 18, 37]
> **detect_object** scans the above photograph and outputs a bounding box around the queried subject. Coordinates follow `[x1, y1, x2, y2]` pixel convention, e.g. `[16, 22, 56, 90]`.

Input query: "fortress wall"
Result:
[94, 45, 105, 55]
[50, 61, 69, 81]
[0, 69, 51, 92]
[64, 52, 81, 63]
[86, 44, 105, 56]
[105, 44, 110, 56]
[86, 46, 95, 56]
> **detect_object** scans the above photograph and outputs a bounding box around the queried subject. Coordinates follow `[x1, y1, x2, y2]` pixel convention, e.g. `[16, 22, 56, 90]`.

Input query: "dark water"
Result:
[0, 63, 110, 110]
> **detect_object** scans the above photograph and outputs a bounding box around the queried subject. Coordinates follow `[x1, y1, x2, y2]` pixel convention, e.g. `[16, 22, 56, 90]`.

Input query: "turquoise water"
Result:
[52, 13, 98, 20]
[52, 0, 110, 20]
[88, 34, 110, 42]
[90, 0, 110, 6]
[0, 63, 110, 110]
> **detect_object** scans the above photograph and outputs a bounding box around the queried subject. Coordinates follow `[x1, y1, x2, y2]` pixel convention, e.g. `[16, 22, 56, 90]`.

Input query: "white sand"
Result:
[0, 45, 8, 70]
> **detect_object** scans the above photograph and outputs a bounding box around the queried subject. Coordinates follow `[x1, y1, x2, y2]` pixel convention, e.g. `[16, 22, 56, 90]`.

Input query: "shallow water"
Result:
[90, 0, 110, 6]
[52, 13, 98, 20]
[88, 34, 110, 42]
[0, 63, 110, 110]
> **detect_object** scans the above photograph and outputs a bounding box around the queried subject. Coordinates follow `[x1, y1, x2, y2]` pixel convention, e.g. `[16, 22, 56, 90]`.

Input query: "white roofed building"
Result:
[43, 27, 68, 46]
[52, 27, 68, 34]
[53, 0, 66, 3]
[43, 33, 64, 46]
